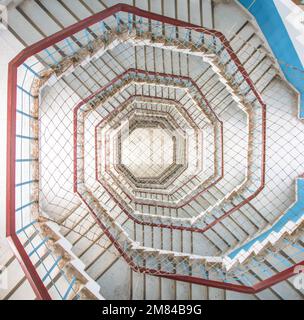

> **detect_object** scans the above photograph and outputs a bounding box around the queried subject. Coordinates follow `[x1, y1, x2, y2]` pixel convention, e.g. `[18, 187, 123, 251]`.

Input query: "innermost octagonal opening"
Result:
[120, 127, 174, 179]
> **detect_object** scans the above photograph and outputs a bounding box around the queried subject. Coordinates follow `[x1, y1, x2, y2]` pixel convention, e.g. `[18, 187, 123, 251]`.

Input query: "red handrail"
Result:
[7, 3, 300, 298]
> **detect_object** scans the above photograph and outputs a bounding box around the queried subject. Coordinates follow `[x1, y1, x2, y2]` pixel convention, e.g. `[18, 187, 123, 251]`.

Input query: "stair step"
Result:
[97, 257, 131, 300]
[7, 279, 36, 300]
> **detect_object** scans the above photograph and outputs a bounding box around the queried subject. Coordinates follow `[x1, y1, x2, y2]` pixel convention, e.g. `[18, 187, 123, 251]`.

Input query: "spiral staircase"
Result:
[1, 0, 304, 300]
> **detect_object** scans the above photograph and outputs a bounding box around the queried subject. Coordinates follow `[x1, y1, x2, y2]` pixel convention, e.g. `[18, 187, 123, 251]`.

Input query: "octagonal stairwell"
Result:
[4, 1, 304, 300]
